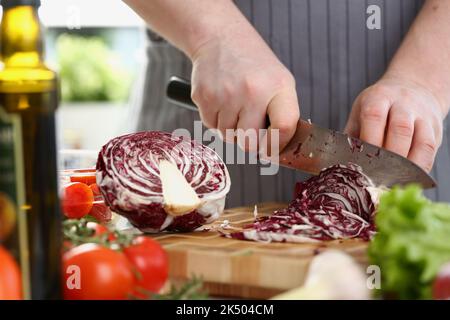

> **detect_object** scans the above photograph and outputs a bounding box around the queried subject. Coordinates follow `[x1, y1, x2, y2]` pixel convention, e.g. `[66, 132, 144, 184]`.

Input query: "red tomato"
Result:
[89, 183, 101, 198]
[433, 262, 450, 300]
[62, 183, 94, 219]
[63, 244, 134, 300]
[88, 184, 112, 222]
[86, 222, 107, 235]
[0, 193, 16, 242]
[63, 223, 114, 251]
[70, 174, 97, 186]
[0, 246, 22, 300]
[123, 236, 168, 294]
[89, 205, 112, 223]
[86, 222, 116, 241]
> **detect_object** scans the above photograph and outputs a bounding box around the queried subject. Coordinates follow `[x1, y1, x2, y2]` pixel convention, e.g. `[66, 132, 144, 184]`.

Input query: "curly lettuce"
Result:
[369, 185, 450, 299]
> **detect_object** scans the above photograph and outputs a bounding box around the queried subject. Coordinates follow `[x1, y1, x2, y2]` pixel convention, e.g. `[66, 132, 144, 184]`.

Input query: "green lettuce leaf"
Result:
[369, 185, 450, 299]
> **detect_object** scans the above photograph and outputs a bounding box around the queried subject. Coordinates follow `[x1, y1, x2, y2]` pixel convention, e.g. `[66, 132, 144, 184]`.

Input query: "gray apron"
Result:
[129, 0, 450, 205]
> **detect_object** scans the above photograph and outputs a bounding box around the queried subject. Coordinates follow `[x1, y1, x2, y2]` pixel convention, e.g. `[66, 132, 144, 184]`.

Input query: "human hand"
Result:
[190, 26, 299, 152]
[345, 75, 445, 172]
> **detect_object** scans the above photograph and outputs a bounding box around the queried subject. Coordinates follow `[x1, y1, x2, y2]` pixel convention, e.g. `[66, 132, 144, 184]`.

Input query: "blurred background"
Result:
[39, 0, 146, 168]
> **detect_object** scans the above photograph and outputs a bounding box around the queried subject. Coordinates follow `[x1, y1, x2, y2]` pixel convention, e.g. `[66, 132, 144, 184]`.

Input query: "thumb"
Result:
[344, 99, 361, 137]
[265, 87, 300, 155]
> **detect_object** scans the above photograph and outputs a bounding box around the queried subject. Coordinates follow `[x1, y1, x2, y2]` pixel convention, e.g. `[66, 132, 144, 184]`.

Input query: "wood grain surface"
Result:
[152, 202, 369, 299]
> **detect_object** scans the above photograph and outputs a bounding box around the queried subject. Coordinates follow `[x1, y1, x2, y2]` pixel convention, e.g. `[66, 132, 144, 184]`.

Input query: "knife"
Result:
[166, 76, 436, 188]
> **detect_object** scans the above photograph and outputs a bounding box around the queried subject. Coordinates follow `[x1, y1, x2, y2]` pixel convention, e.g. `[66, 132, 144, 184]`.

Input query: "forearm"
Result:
[123, 0, 257, 59]
[385, 0, 450, 116]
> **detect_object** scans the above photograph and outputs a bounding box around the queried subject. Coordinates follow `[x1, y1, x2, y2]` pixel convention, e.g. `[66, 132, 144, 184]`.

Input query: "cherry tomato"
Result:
[86, 221, 107, 235]
[0, 246, 22, 300]
[86, 222, 116, 241]
[123, 236, 168, 294]
[62, 183, 94, 219]
[89, 205, 112, 223]
[63, 222, 114, 251]
[89, 183, 101, 198]
[70, 174, 97, 186]
[63, 244, 134, 300]
[0, 193, 16, 242]
[433, 262, 450, 300]
[88, 184, 112, 222]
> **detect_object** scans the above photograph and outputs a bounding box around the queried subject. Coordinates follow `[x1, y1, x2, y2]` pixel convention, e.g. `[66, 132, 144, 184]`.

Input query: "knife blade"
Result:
[278, 119, 435, 188]
[166, 76, 436, 188]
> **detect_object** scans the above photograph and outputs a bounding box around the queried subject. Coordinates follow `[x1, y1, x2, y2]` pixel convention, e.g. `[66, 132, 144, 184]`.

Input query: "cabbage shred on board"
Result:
[96, 131, 230, 233]
[96, 131, 379, 240]
[228, 163, 380, 243]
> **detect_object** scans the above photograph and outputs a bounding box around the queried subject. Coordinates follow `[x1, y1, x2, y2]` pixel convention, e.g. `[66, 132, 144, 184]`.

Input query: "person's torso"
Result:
[134, 0, 450, 204]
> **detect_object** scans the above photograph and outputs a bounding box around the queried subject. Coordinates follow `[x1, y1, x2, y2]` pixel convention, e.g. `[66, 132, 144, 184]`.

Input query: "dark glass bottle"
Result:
[0, 0, 61, 299]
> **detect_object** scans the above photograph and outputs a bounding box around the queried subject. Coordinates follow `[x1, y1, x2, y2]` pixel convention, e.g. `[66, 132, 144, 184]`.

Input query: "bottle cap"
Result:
[1, 0, 41, 8]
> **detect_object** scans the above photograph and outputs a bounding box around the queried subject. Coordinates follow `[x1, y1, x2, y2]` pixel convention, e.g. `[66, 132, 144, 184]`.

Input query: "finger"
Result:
[236, 107, 266, 152]
[408, 120, 437, 172]
[359, 98, 390, 147]
[217, 109, 239, 143]
[384, 106, 415, 157]
[191, 83, 219, 129]
[197, 107, 218, 129]
[344, 98, 361, 137]
[266, 87, 300, 155]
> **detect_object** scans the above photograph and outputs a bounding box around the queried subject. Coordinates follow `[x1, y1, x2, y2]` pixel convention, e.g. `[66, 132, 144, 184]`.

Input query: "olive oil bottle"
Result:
[0, 0, 61, 299]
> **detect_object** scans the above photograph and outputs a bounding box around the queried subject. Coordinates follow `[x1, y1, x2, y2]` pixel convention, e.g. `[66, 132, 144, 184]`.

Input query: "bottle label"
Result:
[0, 108, 17, 199]
[0, 106, 30, 299]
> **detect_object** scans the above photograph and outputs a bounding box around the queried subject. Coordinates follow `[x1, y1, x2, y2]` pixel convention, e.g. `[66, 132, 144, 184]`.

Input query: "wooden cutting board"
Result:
[151, 202, 369, 299]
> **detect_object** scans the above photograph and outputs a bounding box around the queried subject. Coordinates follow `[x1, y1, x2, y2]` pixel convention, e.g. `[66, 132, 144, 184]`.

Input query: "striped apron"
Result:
[128, 0, 450, 205]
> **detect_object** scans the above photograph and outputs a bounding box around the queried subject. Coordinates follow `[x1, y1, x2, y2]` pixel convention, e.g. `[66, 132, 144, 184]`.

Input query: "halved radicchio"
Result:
[96, 131, 231, 232]
[228, 163, 381, 242]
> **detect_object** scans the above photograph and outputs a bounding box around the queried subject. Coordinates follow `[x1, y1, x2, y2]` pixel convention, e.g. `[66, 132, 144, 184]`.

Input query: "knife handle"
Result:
[166, 76, 271, 128]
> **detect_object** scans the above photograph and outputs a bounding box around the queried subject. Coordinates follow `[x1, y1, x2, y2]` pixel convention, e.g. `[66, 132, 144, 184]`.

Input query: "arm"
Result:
[386, 0, 450, 114]
[345, 0, 450, 172]
[124, 0, 299, 152]
[123, 0, 251, 59]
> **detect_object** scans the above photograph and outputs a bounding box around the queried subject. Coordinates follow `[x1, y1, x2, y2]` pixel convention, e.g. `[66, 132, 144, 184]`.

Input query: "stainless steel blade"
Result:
[165, 77, 435, 188]
[277, 119, 436, 188]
